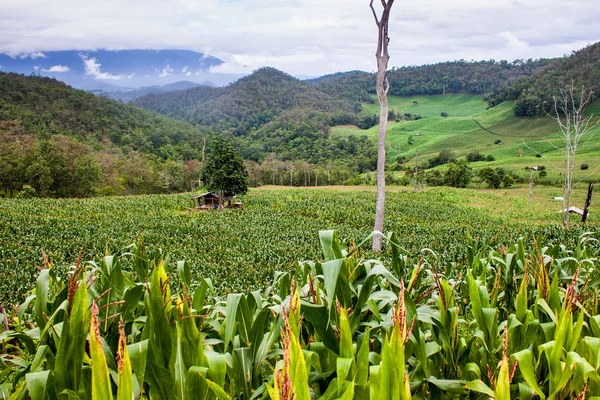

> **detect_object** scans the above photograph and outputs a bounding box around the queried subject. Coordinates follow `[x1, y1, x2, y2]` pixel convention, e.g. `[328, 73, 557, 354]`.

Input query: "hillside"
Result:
[0, 72, 209, 197]
[487, 42, 600, 116]
[332, 93, 600, 185]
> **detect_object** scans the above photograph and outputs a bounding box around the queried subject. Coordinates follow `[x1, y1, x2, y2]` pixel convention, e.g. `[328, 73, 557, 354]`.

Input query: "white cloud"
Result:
[159, 64, 173, 77]
[42, 64, 69, 72]
[18, 52, 46, 60]
[80, 54, 132, 80]
[0, 0, 599, 76]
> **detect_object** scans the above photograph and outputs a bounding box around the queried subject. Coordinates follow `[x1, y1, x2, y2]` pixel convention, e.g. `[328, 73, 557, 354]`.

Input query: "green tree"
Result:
[445, 162, 473, 188]
[202, 136, 248, 208]
[74, 154, 102, 197]
[478, 167, 501, 189]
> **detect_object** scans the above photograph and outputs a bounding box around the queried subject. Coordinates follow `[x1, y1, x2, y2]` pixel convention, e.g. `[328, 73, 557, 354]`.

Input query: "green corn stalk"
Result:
[370, 283, 412, 399]
[54, 268, 91, 397]
[117, 318, 135, 400]
[90, 302, 112, 400]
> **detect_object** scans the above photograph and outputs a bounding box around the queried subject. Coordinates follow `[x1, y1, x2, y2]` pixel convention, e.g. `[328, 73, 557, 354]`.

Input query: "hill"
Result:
[306, 59, 552, 102]
[95, 80, 213, 102]
[0, 72, 209, 197]
[332, 93, 600, 186]
[134, 67, 377, 171]
[487, 42, 600, 116]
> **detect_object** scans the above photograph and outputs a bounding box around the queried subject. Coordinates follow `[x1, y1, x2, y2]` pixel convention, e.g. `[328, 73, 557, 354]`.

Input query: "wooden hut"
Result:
[193, 192, 239, 210]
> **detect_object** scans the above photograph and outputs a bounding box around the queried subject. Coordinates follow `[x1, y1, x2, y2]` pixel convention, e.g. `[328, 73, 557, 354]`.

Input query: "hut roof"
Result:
[557, 206, 586, 216]
[194, 192, 218, 199]
[193, 192, 236, 201]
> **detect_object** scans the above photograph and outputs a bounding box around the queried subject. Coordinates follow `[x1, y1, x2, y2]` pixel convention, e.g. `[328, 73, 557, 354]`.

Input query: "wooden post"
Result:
[414, 148, 419, 191]
[529, 169, 534, 203]
[582, 183, 594, 224]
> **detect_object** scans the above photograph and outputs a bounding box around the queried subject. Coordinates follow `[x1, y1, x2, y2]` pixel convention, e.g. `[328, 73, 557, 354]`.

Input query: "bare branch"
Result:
[574, 165, 600, 188]
[521, 139, 562, 171]
[369, 0, 380, 26]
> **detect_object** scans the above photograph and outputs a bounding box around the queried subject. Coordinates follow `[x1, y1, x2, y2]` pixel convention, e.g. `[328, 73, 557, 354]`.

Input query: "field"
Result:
[1, 186, 600, 398]
[331, 94, 600, 183]
[1, 186, 597, 306]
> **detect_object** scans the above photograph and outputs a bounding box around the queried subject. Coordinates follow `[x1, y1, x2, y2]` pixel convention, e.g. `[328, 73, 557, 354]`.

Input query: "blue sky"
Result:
[1, 0, 599, 76]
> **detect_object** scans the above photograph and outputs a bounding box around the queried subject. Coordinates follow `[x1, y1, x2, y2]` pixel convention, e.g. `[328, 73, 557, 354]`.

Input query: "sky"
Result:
[1, 0, 600, 77]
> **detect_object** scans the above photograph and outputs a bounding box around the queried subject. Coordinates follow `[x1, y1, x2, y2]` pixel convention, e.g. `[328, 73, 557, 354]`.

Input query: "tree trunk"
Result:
[370, 0, 395, 252]
[582, 183, 593, 224]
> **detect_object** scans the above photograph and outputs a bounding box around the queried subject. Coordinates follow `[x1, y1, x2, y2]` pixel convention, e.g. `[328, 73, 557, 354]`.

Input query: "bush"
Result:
[502, 174, 514, 188]
[16, 185, 37, 199]
[428, 150, 456, 168]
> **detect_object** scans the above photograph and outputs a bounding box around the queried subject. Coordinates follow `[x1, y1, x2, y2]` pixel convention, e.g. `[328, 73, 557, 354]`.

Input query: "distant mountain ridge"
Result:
[0, 49, 238, 90]
[93, 80, 217, 102]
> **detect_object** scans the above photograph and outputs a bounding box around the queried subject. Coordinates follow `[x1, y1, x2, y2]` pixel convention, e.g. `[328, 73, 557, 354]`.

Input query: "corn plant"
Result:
[0, 229, 599, 399]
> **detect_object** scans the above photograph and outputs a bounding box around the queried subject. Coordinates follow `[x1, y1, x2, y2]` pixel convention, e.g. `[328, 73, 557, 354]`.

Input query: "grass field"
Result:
[1, 186, 597, 305]
[331, 94, 600, 183]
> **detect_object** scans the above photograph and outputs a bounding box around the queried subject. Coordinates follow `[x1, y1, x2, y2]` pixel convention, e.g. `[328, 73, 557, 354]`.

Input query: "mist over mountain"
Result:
[0, 49, 239, 90]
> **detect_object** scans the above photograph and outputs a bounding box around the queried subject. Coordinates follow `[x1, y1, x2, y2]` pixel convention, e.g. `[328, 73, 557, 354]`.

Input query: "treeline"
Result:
[244, 156, 369, 187]
[306, 59, 552, 101]
[486, 42, 600, 116]
[0, 124, 202, 197]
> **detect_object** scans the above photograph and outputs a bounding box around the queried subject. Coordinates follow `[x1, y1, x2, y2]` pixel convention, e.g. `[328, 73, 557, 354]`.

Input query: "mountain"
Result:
[0, 49, 239, 90]
[134, 67, 355, 135]
[135, 67, 377, 168]
[95, 80, 214, 102]
[0, 72, 209, 197]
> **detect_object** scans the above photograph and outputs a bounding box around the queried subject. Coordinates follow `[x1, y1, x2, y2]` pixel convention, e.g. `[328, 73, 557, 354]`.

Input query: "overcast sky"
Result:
[1, 0, 599, 77]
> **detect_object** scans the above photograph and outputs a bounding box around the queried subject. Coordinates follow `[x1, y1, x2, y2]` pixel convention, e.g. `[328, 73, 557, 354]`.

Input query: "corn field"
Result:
[0, 188, 596, 305]
[1, 229, 599, 399]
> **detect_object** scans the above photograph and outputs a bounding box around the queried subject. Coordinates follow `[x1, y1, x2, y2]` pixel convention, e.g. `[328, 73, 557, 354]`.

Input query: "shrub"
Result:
[502, 174, 514, 188]
[16, 185, 37, 199]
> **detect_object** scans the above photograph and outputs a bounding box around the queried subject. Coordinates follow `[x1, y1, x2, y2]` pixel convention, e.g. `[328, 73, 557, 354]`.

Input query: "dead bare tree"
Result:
[370, 0, 395, 251]
[524, 86, 600, 228]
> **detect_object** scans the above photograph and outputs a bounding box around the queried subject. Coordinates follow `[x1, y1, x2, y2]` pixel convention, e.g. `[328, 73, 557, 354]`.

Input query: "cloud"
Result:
[42, 64, 69, 72]
[159, 64, 174, 77]
[80, 54, 132, 80]
[0, 0, 599, 76]
[18, 52, 46, 60]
